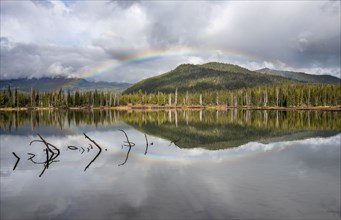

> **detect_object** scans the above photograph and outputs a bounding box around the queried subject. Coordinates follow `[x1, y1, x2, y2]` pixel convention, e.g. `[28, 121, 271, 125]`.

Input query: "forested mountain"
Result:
[0, 77, 130, 92]
[256, 68, 341, 83]
[124, 62, 340, 94]
[1, 62, 340, 108]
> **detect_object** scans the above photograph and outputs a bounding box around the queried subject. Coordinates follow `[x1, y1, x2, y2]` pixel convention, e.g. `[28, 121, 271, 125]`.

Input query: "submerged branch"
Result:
[118, 145, 132, 167]
[118, 129, 134, 166]
[28, 134, 61, 177]
[12, 152, 20, 170]
[83, 133, 102, 171]
[119, 129, 133, 148]
[144, 134, 149, 155]
[39, 165, 47, 178]
[68, 146, 78, 150]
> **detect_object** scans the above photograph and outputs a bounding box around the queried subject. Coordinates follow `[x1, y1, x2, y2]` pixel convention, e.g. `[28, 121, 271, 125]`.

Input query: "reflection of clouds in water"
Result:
[1, 133, 340, 169]
[235, 134, 341, 155]
[1, 132, 340, 219]
[138, 133, 341, 162]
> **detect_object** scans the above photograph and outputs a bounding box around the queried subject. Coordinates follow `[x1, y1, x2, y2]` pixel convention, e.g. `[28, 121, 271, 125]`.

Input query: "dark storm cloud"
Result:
[288, 35, 340, 69]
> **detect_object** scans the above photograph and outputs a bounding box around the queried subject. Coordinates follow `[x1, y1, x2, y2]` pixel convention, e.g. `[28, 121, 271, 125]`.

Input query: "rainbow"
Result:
[64, 47, 281, 89]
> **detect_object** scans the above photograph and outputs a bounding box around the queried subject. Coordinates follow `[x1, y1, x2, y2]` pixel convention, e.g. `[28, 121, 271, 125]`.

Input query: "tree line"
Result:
[0, 83, 340, 108]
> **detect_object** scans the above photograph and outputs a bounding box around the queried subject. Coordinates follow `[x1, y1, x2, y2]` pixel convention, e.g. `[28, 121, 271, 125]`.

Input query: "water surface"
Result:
[1, 109, 340, 219]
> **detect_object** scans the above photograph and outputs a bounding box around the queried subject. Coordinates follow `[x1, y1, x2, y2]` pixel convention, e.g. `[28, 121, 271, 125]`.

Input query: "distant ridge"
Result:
[124, 62, 341, 94]
[0, 77, 130, 92]
[256, 68, 340, 84]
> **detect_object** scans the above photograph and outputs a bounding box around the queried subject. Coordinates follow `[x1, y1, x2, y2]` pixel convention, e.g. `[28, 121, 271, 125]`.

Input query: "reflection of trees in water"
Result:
[123, 110, 341, 150]
[1, 109, 340, 132]
[0, 110, 121, 131]
[120, 110, 341, 131]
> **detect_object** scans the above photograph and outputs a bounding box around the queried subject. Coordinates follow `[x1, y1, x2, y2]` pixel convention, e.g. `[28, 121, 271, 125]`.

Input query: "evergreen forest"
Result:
[1, 83, 340, 108]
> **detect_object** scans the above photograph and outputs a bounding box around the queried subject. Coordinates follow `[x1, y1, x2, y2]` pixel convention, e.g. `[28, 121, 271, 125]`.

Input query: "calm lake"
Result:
[1, 109, 340, 219]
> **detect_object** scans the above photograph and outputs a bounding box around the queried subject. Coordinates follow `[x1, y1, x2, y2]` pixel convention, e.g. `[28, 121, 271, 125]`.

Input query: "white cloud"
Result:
[0, 1, 340, 81]
[47, 62, 73, 76]
[186, 56, 204, 65]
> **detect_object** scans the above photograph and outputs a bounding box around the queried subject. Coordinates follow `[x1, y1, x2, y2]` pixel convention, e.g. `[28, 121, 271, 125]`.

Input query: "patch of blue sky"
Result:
[62, 0, 76, 8]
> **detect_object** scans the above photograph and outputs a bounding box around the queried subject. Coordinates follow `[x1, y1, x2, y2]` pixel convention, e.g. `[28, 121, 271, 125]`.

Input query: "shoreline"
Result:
[1, 105, 340, 111]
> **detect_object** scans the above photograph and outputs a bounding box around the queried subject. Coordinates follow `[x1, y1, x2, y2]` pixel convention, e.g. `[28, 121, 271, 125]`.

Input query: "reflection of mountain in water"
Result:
[122, 110, 341, 150]
[1, 109, 340, 149]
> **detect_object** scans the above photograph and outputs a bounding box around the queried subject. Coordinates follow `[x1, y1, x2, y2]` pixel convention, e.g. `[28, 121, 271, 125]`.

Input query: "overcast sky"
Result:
[1, 0, 340, 82]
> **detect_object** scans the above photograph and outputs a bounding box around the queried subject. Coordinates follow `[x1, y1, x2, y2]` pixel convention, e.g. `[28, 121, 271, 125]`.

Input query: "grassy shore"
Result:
[1, 105, 340, 111]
